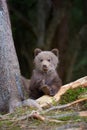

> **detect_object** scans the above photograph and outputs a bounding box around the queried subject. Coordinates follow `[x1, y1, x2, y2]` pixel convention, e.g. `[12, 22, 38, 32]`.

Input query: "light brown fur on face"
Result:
[34, 51, 59, 73]
[29, 48, 62, 99]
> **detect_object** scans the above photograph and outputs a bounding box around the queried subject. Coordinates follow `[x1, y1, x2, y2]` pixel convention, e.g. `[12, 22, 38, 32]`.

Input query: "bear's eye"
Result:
[40, 59, 43, 62]
[48, 59, 51, 62]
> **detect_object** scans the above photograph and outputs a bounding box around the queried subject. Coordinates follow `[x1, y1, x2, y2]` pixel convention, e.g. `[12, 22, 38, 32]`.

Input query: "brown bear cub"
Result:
[29, 48, 62, 99]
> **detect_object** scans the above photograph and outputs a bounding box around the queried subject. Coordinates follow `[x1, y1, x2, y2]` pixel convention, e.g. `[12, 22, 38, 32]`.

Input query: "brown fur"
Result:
[29, 48, 62, 99]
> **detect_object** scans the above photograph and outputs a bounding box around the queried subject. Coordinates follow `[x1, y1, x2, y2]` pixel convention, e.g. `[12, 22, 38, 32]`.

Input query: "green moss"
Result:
[59, 86, 87, 104]
[58, 115, 73, 121]
[57, 114, 87, 122]
[0, 120, 20, 130]
[84, 101, 87, 108]
[0, 121, 3, 127]
[52, 97, 58, 106]
[9, 127, 20, 130]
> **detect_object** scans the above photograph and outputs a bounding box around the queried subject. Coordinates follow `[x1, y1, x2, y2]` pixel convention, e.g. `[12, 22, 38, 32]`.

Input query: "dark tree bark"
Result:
[49, 0, 69, 83]
[0, 0, 23, 113]
[37, 0, 52, 48]
[37, 0, 46, 47]
[51, 13, 69, 83]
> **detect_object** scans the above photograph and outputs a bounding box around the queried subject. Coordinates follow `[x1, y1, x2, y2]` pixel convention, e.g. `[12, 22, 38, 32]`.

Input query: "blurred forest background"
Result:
[7, 0, 87, 84]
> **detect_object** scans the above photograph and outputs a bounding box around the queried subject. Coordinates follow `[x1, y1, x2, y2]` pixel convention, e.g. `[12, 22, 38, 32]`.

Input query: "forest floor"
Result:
[0, 87, 87, 130]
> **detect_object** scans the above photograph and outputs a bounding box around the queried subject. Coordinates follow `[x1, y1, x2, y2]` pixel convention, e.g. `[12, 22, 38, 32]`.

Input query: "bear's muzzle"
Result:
[42, 65, 48, 72]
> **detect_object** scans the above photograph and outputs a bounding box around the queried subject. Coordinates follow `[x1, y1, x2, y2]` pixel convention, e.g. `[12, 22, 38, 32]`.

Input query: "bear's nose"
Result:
[43, 64, 48, 72]
[43, 65, 47, 68]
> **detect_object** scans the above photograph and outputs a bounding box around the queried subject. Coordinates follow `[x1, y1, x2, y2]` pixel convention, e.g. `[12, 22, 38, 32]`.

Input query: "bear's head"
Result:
[33, 48, 59, 73]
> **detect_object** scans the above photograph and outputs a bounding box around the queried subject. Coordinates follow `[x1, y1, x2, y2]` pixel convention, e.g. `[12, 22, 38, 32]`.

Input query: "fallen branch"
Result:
[46, 111, 87, 119]
[0, 110, 67, 123]
[36, 76, 87, 108]
[0, 111, 45, 122]
[14, 111, 45, 122]
[44, 98, 87, 113]
[14, 111, 66, 123]
[46, 118, 64, 123]
[13, 111, 87, 123]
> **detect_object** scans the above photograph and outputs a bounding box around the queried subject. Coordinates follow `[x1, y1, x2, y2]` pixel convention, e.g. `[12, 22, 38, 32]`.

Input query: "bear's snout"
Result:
[43, 64, 47, 68]
[42, 61, 49, 72]
[42, 64, 48, 72]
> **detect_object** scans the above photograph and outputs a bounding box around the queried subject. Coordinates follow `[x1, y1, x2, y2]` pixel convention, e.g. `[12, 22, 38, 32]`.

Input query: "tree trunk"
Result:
[37, 0, 51, 48]
[37, 0, 46, 47]
[50, 13, 69, 84]
[45, 0, 65, 50]
[0, 0, 23, 113]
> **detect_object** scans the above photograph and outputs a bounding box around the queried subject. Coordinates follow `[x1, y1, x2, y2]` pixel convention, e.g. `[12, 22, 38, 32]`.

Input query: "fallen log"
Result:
[36, 76, 87, 108]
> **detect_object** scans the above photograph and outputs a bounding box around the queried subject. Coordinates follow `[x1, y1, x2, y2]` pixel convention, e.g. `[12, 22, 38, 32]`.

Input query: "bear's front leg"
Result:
[40, 80, 54, 96]
[40, 85, 50, 95]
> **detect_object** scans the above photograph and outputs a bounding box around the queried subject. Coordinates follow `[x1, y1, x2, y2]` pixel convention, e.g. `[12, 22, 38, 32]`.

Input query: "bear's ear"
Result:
[51, 48, 59, 56]
[34, 48, 42, 56]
